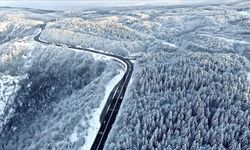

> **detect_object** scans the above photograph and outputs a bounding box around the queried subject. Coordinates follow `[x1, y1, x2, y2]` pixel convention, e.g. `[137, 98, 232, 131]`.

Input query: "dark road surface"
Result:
[34, 24, 134, 150]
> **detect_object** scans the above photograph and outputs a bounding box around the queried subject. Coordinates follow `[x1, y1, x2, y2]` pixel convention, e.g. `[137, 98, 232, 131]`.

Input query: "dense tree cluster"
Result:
[40, 28, 134, 56]
[0, 46, 121, 150]
[0, 17, 42, 45]
[40, 4, 250, 61]
[56, 17, 151, 41]
[0, 74, 20, 133]
[0, 40, 32, 75]
[105, 52, 250, 150]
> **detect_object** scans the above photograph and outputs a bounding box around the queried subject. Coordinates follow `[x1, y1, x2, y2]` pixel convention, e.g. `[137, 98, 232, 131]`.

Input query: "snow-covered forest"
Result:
[0, 9, 124, 149]
[105, 52, 250, 150]
[104, 2, 250, 150]
[0, 42, 123, 149]
[0, 9, 43, 45]
[1, 0, 250, 149]
[1, 41, 123, 148]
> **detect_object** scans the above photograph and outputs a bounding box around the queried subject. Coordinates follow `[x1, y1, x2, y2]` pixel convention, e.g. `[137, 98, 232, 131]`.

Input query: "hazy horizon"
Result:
[0, 0, 242, 11]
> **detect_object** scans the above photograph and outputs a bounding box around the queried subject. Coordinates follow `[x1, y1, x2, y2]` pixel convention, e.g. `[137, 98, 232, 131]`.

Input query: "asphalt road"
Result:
[34, 24, 133, 150]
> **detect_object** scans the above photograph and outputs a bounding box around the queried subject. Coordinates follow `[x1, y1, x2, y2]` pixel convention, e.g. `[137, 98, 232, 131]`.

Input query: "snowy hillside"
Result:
[0, 74, 20, 132]
[105, 52, 250, 150]
[38, 2, 250, 59]
[0, 42, 124, 149]
[0, 9, 124, 149]
[0, 10, 44, 45]
[0, 1, 250, 150]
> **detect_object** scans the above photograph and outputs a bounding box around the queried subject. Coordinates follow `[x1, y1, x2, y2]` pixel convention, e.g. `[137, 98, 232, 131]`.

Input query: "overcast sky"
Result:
[0, 0, 241, 11]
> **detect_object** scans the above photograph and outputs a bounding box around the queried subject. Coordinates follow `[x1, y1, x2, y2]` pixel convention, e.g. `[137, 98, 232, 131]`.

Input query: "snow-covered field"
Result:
[247, 72, 250, 83]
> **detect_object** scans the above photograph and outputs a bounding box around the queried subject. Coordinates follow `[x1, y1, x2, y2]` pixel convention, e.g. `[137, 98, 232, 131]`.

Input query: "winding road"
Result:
[34, 24, 133, 150]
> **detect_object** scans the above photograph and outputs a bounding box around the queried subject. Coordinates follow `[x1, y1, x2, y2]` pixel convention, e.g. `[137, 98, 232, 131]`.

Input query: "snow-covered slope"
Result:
[0, 41, 124, 149]
[0, 74, 20, 132]
[81, 69, 124, 150]
[0, 12, 43, 44]
[1, 1, 250, 150]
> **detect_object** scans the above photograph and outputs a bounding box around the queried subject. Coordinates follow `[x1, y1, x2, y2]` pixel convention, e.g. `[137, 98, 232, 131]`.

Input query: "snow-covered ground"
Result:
[247, 72, 250, 83]
[162, 41, 178, 48]
[80, 69, 125, 150]
[0, 74, 20, 113]
[0, 74, 20, 132]
[238, 11, 250, 16]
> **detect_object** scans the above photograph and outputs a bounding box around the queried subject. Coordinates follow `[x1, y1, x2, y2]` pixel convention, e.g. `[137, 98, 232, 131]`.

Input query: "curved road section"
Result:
[34, 24, 133, 150]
